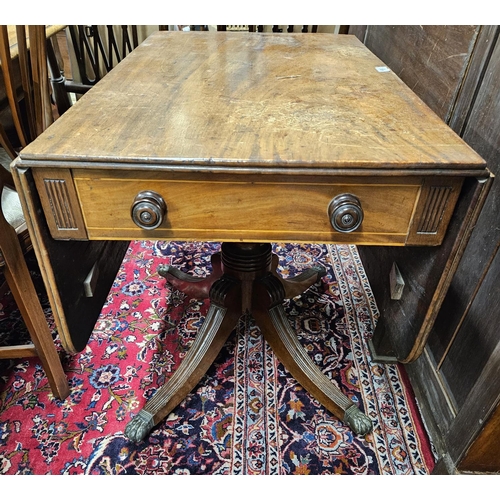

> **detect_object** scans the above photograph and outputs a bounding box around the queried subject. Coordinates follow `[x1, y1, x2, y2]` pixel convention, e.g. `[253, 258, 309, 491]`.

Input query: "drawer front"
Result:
[35, 169, 463, 246]
[72, 169, 460, 246]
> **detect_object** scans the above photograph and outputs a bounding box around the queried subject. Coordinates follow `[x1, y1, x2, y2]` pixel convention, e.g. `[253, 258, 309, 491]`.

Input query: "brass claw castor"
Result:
[125, 409, 154, 443]
[344, 405, 373, 435]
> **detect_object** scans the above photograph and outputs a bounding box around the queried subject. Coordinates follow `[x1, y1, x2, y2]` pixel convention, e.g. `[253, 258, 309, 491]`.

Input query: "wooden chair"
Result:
[1, 25, 70, 399]
[0, 25, 71, 158]
[0, 24, 70, 269]
[0, 166, 69, 400]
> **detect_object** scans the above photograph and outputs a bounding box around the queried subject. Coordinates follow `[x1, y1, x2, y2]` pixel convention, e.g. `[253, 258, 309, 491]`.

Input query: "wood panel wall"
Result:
[350, 25, 500, 473]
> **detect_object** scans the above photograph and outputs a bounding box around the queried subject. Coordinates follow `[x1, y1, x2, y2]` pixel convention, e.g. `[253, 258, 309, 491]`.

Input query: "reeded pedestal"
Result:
[125, 243, 372, 442]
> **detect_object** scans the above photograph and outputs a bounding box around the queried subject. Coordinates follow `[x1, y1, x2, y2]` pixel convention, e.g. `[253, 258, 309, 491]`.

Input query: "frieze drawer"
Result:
[34, 168, 463, 246]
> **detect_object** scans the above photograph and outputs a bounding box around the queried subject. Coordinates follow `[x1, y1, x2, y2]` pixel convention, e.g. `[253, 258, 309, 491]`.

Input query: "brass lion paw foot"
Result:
[344, 405, 373, 435]
[125, 409, 155, 443]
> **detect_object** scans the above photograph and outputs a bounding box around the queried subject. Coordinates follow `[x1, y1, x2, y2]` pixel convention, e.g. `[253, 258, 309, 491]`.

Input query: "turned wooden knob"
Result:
[131, 191, 167, 230]
[328, 193, 363, 233]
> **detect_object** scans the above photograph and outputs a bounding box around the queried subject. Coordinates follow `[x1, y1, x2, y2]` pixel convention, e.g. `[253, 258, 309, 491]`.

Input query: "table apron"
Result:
[33, 168, 464, 246]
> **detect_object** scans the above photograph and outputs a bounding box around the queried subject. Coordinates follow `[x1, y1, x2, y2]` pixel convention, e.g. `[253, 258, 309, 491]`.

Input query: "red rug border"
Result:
[396, 362, 436, 472]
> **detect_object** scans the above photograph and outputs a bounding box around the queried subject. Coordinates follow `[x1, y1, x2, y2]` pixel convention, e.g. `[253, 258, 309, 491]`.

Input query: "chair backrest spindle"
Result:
[0, 25, 30, 147]
[0, 25, 63, 152]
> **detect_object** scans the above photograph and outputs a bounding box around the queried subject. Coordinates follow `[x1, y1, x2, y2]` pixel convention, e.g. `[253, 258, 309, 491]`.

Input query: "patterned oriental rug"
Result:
[0, 240, 435, 475]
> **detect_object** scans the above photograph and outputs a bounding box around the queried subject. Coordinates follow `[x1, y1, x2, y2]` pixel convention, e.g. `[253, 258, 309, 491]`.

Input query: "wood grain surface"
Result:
[19, 32, 484, 171]
[72, 169, 423, 244]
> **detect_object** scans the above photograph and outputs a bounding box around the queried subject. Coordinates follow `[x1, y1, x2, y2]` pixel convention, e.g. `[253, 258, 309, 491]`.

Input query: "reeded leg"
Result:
[253, 274, 372, 435]
[158, 253, 222, 299]
[125, 274, 241, 442]
[126, 243, 371, 442]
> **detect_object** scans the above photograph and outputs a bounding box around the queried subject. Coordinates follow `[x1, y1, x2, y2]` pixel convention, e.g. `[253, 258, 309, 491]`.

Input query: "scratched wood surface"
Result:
[20, 31, 484, 170]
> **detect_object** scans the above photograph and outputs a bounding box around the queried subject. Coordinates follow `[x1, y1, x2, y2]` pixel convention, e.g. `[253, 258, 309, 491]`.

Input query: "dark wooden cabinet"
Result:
[350, 25, 500, 474]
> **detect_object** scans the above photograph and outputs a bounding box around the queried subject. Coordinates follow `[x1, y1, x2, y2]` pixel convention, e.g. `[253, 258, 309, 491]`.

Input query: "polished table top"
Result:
[17, 32, 488, 250]
[20, 31, 484, 171]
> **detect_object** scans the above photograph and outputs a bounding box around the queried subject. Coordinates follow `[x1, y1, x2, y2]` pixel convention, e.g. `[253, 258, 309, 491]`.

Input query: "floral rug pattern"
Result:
[0, 241, 434, 474]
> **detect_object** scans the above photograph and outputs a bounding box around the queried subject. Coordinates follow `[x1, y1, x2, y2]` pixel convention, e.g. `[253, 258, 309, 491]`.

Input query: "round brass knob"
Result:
[131, 191, 167, 230]
[328, 193, 363, 233]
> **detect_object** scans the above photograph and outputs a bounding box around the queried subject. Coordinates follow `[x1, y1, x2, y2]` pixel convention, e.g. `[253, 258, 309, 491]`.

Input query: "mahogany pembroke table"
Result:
[11, 32, 491, 442]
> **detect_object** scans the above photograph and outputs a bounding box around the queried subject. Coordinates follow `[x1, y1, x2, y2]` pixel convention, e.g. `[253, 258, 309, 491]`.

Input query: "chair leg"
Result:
[1, 226, 69, 399]
[3, 265, 69, 400]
